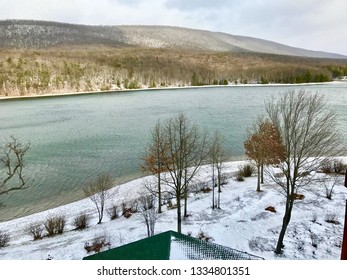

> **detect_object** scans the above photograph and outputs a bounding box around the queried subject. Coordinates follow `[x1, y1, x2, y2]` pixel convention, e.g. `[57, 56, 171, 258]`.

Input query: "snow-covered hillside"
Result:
[0, 160, 346, 260]
[0, 20, 345, 58]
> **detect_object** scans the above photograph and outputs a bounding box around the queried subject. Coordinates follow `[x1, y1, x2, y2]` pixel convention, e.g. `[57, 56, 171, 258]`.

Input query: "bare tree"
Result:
[209, 131, 229, 209]
[160, 113, 209, 233]
[141, 120, 168, 213]
[322, 173, 343, 200]
[139, 194, 158, 237]
[0, 136, 30, 196]
[265, 90, 344, 254]
[84, 173, 113, 224]
[244, 118, 286, 192]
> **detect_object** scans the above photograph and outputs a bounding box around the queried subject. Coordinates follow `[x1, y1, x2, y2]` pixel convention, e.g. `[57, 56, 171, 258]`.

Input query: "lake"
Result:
[0, 83, 346, 221]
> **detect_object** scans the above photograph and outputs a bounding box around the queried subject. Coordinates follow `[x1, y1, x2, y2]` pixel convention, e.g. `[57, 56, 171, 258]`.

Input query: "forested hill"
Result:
[0, 19, 345, 59]
[0, 20, 347, 97]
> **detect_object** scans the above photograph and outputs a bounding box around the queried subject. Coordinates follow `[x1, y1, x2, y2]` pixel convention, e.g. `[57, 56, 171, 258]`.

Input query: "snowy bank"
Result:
[0, 160, 346, 260]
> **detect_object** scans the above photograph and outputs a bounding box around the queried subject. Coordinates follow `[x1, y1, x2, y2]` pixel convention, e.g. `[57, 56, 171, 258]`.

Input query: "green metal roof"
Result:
[83, 231, 263, 260]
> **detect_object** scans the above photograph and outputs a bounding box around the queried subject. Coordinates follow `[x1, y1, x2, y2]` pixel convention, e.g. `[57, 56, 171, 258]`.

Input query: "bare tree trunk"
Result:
[275, 196, 294, 254]
[146, 222, 150, 237]
[217, 167, 221, 209]
[212, 164, 215, 209]
[256, 164, 261, 192]
[209, 132, 228, 210]
[83, 174, 112, 225]
[156, 113, 208, 234]
[157, 172, 162, 214]
[177, 194, 182, 233]
[183, 169, 189, 218]
[1, 137, 30, 195]
[265, 90, 344, 255]
[260, 163, 264, 184]
[341, 200, 347, 260]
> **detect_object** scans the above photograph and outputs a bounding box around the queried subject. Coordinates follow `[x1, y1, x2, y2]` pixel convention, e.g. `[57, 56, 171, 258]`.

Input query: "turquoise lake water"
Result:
[0, 83, 346, 221]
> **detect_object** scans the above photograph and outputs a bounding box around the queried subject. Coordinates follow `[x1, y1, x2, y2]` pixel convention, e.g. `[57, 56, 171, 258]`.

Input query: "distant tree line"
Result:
[0, 47, 346, 97]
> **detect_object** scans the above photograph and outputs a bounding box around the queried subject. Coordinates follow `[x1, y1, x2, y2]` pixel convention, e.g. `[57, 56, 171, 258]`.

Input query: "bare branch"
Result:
[265, 90, 345, 254]
[0, 136, 30, 195]
[83, 173, 113, 224]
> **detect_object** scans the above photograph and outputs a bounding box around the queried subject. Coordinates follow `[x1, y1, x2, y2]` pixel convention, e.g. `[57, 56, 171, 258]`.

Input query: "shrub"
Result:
[73, 213, 90, 230]
[44, 217, 56, 236]
[55, 215, 66, 234]
[320, 159, 346, 174]
[235, 171, 244, 182]
[121, 201, 137, 218]
[220, 173, 229, 185]
[107, 205, 119, 220]
[46, 254, 54, 260]
[320, 159, 333, 174]
[84, 236, 111, 253]
[26, 223, 44, 240]
[296, 240, 306, 252]
[323, 175, 340, 200]
[333, 159, 346, 174]
[123, 209, 133, 218]
[291, 193, 305, 200]
[325, 213, 340, 225]
[139, 195, 155, 211]
[197, 231, 214, 242]
[202, 186, 211, 193]
[130, 199, 139, 213]
[0, 231, 10, 248]
[238, 163, 255, 177]
[44, 215, 66, 236]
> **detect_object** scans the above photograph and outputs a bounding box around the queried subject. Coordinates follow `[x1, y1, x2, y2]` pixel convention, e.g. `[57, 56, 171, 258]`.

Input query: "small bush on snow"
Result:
[84, 236, 110, 253]
[325, 213, 340, 225]
[238, 163, 255, 177]
[44, 214, 66, 236]
[296, 240, 306, 252]
[107, 205, 119, 220]
[235, 171, 244, 182]
[197, 231, 214, 242]
[319, 159, 346, 174]
[73, 213, 90, 230]
[26, 223, 44, 240]
[0, 231, 10, 248]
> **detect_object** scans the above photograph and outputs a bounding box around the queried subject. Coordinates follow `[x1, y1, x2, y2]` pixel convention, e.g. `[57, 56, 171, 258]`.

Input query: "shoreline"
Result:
[1, 156, 346, 224]
[0, 159, 246, 224]
[0, 81, 342, 101]
[0, 156, 246, 223]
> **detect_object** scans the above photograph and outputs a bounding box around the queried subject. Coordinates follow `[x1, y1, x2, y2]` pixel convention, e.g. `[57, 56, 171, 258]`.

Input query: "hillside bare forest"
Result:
[0, 20, 347, 97]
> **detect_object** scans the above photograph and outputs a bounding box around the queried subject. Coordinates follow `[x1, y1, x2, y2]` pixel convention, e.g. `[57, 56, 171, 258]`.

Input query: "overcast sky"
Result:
[0, 0, 346, 55]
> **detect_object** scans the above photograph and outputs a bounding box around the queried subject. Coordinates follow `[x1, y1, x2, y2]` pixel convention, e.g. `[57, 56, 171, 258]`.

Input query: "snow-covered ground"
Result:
[0, 160, 346, 260]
